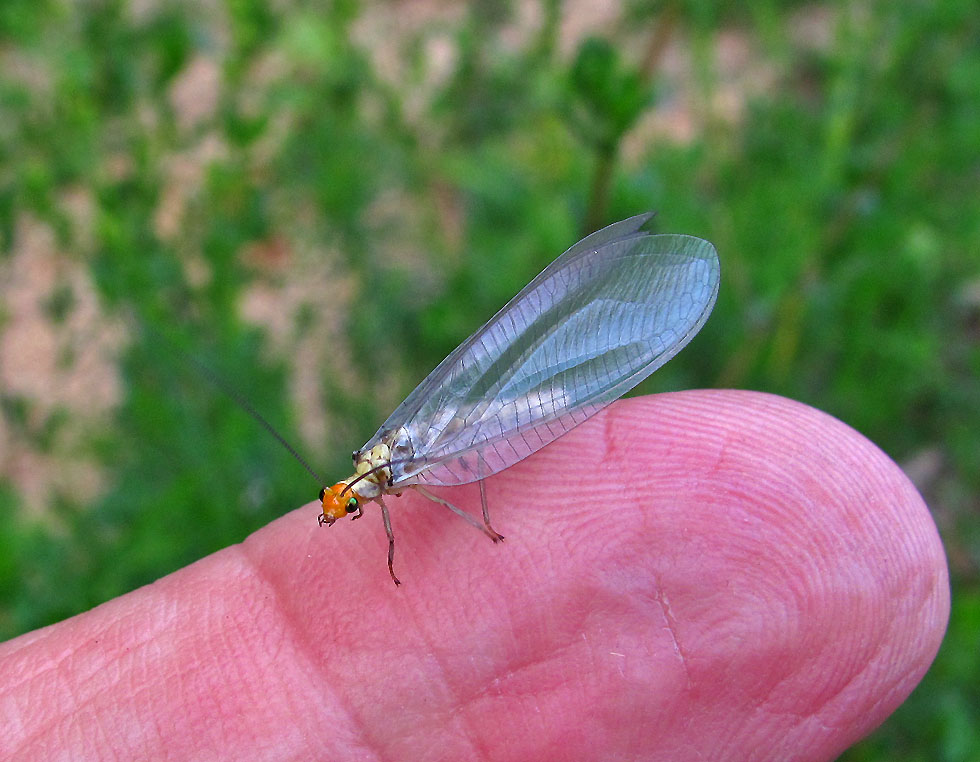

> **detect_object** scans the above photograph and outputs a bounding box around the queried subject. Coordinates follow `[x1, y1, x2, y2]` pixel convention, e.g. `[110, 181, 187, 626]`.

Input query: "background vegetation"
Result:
[1, 1, 977, 758]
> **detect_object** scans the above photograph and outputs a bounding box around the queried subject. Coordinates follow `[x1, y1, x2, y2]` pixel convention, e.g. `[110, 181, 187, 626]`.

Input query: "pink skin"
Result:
[0, 391, 949, 761]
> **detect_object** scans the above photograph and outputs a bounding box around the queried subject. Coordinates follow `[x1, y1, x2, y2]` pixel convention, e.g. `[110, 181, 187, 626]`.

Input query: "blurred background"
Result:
[0, 0, 977, 757]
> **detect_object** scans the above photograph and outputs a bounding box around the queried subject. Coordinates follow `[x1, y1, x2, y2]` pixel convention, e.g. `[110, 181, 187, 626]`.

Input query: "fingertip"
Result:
[534, 390, 950, 756]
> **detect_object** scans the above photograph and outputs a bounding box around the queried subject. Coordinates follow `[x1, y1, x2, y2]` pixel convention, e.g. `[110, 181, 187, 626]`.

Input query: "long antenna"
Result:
[185, 351, 327, 489]
[135, 314, 327, 488]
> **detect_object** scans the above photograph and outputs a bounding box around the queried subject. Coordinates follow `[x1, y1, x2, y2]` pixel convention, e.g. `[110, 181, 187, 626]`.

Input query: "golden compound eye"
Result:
[346, 497, 358, 513]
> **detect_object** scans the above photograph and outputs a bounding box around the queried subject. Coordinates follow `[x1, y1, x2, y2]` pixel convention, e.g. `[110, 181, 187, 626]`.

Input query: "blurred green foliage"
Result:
[0, 1, 978, 758]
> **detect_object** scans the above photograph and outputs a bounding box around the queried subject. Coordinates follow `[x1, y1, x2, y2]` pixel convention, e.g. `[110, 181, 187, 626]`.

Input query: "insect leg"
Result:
[477, 454, 505, 542]
[377, 497, 401, 586]
[477, 479, 505, 542]
[413, 485, 503, 543]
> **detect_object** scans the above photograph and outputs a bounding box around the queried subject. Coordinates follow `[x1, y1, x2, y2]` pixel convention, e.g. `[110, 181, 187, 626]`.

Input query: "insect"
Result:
[314, 213, 720, 585]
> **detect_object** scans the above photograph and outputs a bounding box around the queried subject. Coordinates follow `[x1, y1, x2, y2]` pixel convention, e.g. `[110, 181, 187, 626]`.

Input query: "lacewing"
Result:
[316, 213, 720, 584]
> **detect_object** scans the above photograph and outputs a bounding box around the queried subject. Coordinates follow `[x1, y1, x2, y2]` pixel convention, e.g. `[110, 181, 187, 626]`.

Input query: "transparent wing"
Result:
[363, 213, 720, 487]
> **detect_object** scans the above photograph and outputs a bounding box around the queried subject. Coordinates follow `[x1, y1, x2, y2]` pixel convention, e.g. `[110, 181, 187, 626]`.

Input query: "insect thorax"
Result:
[349, 442, 394, 499]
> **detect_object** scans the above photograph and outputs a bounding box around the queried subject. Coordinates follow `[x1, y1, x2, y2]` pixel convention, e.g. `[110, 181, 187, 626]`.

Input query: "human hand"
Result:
[0, 391, 949, 761]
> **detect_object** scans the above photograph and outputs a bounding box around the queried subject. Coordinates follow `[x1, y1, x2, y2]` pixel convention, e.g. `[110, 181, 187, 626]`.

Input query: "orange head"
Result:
[318, 482, 361, 526]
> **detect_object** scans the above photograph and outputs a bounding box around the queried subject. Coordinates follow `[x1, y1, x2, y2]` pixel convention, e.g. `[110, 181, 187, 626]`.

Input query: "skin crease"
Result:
[0, 390, 949, 761]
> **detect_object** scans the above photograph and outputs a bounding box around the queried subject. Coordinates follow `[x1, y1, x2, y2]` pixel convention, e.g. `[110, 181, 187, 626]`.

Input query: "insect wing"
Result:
[365, 213, 720, 487]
